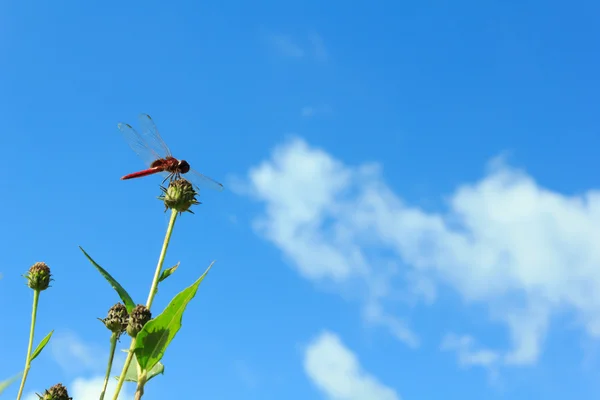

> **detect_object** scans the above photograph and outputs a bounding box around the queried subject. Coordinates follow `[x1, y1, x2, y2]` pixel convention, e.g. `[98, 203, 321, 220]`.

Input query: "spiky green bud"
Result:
[127, 304, 152, 337]
[100, 302, 129, 335]
[25, 262, 52, 291]
[158, 178, 200, 214]
[36, 383, 72, 400]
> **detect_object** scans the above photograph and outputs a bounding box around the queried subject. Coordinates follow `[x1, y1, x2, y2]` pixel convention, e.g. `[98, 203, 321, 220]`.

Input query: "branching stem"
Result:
[112, 209, 178, 400]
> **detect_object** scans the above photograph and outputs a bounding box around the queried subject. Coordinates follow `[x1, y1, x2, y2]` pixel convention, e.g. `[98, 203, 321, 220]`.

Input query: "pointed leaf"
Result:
[30, 330, 54, 362]
[159, 262, 180, 283]
[134, 262, 214, 372]
[145, 362, 165, 381]
[113, 349, 139, 382]
[0, 373, 21, 395]
[123, 353, 138, 382]
[79, 246, 135, 313]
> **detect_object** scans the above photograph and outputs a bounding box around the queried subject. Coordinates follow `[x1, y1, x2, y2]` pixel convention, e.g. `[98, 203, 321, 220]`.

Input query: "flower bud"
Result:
[127, 304, 152, 337]
[36, 383, 72, 400]
[158, 178, 200, 214]
[25, 262, 52, 291]
[100, 302, 129, 335]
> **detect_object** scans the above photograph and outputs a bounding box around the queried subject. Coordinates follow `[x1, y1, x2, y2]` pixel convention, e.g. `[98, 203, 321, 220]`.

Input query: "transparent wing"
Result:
[117, 122, 162, 167]
[137, 113, 172, 158]
[187, 167, 224, 192]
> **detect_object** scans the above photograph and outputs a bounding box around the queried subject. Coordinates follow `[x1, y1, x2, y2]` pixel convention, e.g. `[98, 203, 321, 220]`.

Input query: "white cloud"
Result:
[50, 331, 105, 373]
[441, 334, 500, 368]
[304, 331, 400, 400]
[362, 302, 419, 348]
[301, 104, 332, 118]
[242, 137, 600, 367]
[71, 376, 133, 400]
[270, 35, 304, 58]
[42, 331, 134, 399]
[24, 376, 133, 400]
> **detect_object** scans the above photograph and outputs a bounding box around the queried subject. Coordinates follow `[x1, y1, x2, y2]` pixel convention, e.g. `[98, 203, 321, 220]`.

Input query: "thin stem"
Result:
[99, 333, 118, 400]
[112, 209, 179, 400]
[16, 290, 40, 400]
[111, 341, 136, 400]
[134, 372, 147, 400]
[146, 209, 178, 308]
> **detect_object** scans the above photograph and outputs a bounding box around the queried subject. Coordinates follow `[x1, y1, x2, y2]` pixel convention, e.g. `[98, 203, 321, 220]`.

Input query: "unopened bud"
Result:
[127, 304, 152, 337]
[36, 383, 72, 400]
[158, 178, 200, 214]
[100, 302, 129, 335]
[25, 262, 52, 291]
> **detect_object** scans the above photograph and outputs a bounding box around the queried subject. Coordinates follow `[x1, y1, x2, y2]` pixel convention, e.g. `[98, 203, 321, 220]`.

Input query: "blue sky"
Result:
[2, 0, 600, 399]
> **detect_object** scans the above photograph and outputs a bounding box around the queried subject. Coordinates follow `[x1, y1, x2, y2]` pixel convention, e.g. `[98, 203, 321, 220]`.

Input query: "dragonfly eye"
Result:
[179, 160, 190, 173]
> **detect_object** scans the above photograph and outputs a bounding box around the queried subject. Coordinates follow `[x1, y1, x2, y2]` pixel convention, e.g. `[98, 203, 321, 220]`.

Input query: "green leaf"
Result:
[79, 246, 136, 313]
[30, 330, 54, 362]
[145, 361, 165, 381]
[159, 262, 180, 283]
[123, 352, 139, 382]
[117, 352, 165, 382]
[134, 261, 215, 372]
[0, 373, 21, 395]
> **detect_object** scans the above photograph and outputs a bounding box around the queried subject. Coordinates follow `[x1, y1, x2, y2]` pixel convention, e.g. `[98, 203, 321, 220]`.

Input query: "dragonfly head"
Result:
[178, 159, 190, 174]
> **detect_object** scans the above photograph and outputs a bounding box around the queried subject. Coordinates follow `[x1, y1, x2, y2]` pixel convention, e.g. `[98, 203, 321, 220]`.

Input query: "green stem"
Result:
[146, 209, 178, 309]
[111, 341, 136, 400]
[112, 209, 179, 400]
[134, 371, 147, 400]
[99, 333, 118, 400]
[16, 290, 40, 400]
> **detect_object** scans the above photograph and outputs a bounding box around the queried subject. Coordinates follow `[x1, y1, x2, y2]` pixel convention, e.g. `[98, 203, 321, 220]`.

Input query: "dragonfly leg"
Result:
[161, 174, 174, 185]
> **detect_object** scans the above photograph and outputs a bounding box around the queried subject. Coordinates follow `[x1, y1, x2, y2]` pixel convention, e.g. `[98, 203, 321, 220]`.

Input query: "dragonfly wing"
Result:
[117, 122, 162, 167]
[186, 168, 224, 192]
[138, 114, 173, 158]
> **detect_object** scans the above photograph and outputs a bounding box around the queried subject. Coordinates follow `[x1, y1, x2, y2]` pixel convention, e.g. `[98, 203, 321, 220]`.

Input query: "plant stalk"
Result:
[112, 209, 178, 400]
[134, 372, 147, 400]
[16, 290, 40, 400]
[99, 332, 118, 400]
[111, 341, 136, 400]
[146, 209, 178, 309]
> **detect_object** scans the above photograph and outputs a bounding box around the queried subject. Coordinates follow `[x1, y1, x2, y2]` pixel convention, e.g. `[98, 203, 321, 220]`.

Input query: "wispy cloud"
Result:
[26, 346, 133, 400]
[308, 31, 328, 62]
[239, 139, 419, 347]
[70, 376, 133, 400]
[441, 334, 500, 368]
[50, 331, 105, 373]
[241, 137, 600, 369]
[268, 31, 329, 62]
[301, 106, 316, 117]
[234, 360, 259, 389]
[304, 331, 401, 400]
[270, 34, 304, 58]
[34, 332, 135, 399]
[25, 376, 133, 400]
[301, 104, 332, 118]
[363, 302, 419, 348]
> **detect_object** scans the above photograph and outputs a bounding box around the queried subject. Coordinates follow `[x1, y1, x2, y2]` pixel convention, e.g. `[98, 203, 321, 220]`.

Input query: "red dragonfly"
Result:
[117, 114, 224, 192]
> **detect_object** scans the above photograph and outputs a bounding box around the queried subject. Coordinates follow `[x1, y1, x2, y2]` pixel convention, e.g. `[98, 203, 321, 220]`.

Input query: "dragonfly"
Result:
[117, 113, 224, 192]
